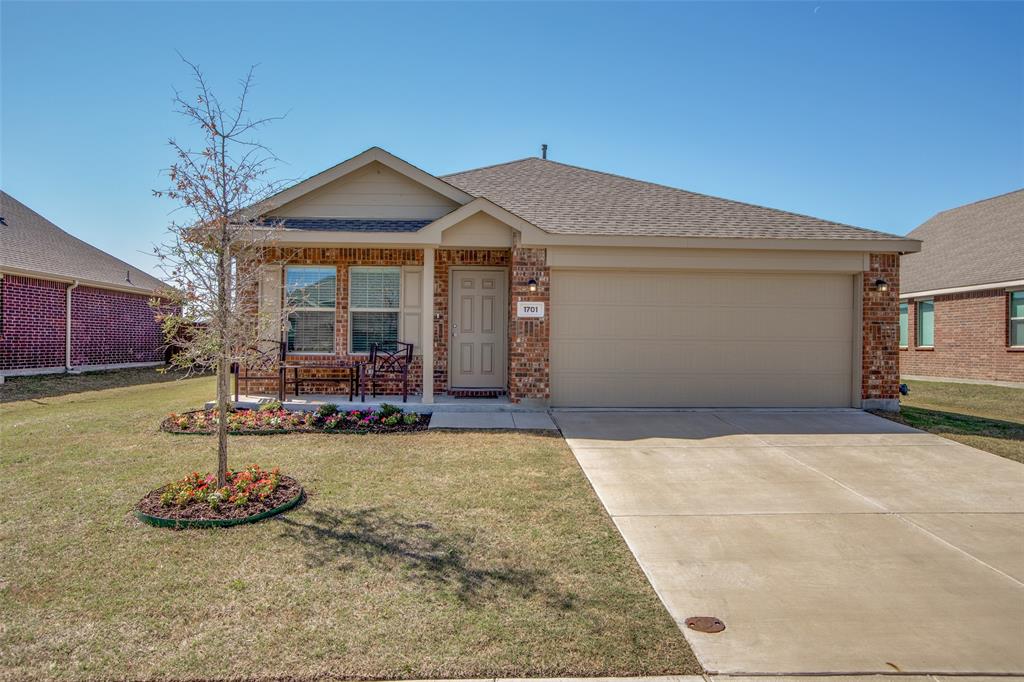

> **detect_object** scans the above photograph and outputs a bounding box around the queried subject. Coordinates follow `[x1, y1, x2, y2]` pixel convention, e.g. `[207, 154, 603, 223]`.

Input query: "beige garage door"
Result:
[550, 270, 855, 407]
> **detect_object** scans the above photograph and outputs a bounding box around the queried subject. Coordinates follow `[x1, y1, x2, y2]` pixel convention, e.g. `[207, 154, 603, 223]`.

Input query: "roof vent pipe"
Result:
[541, 144, 548, 160]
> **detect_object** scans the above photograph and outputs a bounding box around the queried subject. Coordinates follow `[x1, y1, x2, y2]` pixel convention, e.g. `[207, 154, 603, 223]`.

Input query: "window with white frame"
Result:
[285, 266, 336, 353]
[349, 267, 401, 353]
[1010, 291, 1024, 347]
[917, 299, 934, 347]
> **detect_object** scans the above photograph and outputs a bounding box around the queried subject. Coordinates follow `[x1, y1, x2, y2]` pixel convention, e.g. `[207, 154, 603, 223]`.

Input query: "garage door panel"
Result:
[551, 270, 855, 407]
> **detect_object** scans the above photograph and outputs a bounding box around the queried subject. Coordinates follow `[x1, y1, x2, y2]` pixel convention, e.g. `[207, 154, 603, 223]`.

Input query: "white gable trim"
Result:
[260, 147, 474, 214]
[416, 197, 550, 244]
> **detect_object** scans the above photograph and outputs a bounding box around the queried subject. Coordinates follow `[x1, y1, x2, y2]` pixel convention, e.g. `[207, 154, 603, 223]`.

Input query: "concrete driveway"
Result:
[553, 409, 1024, 676]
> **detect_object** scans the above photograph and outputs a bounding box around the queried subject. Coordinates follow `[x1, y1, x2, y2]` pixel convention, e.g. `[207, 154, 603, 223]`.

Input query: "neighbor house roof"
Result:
[0, 191, 165, 293]
[901, 189, 1024, 295]
[443, 157, 903, 241]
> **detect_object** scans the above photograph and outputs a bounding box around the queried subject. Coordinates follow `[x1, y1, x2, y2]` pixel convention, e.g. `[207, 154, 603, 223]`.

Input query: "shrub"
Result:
[377, 403, 403, 419]
[316, 403, 339, 419]
[382, 414, 400, 426]
[402, 412, 419, 425]
[258, 400, 283, 412]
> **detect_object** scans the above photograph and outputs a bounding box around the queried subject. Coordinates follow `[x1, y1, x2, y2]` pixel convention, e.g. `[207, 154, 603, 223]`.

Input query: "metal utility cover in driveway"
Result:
[554, 409, 1024, 675]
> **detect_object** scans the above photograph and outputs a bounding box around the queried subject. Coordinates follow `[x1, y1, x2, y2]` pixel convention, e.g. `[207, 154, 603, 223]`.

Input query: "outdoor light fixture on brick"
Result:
[528, 278, 538, 292]
[875, 279, 889, 292]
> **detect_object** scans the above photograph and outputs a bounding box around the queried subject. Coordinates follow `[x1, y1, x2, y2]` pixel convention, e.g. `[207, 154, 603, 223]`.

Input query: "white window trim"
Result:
[286, 265, 337, 355]
[348, 266, 402, 355]
[916, 297, 935, 349]
[1010, 291, 1024, 348]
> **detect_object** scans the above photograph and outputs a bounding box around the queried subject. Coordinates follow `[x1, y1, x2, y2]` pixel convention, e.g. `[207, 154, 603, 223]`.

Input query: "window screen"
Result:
[917, 300, 934, 347]
[350, 267, 400, 353]
[899, 302, 908, 348]
[286, 266, 336, 353]
[1010, 291, 1024, 347]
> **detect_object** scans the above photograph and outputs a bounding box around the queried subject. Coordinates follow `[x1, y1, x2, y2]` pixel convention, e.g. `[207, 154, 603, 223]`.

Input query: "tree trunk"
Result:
[216, 355, 230, 487]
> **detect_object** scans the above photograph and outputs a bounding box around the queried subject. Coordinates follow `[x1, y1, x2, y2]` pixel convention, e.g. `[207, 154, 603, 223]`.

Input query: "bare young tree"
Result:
[153, 58, 286, 487]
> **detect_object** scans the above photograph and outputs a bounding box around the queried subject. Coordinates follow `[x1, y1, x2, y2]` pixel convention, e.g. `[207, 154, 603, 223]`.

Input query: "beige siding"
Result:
[274, 161, 459, 219]
[440, 213, 514, 247]
[550, 270, 855, 407]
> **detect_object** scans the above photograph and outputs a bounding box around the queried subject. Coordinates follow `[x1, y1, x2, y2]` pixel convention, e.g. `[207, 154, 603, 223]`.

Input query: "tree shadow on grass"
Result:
[277, 507, 577, 608]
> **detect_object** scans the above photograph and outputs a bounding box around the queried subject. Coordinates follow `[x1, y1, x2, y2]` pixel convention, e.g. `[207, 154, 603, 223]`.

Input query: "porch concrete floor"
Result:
[216, 393, 543, 414]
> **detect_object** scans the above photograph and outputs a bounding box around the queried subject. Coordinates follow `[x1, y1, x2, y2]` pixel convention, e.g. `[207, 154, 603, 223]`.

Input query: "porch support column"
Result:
[421, 247, 435, 403]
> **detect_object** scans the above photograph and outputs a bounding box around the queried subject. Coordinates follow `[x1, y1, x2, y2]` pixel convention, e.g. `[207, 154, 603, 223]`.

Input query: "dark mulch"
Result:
[136, 475, 303, 521]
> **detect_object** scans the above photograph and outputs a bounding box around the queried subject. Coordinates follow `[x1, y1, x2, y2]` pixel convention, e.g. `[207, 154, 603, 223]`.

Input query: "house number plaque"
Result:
[516, 302, 545, 318]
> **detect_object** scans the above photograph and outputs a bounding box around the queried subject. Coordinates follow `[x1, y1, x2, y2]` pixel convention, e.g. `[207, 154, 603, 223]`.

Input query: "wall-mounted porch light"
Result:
[528, 278, 538, 292]
[874, 279, 889, 292]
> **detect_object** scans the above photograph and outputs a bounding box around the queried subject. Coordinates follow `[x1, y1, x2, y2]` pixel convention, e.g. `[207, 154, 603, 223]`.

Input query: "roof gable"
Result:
[262, 147, 473, 218]
[901, 188, 1024, 294]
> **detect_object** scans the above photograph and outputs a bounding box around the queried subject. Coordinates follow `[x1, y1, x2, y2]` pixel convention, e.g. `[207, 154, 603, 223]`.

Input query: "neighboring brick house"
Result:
[236, 147, 919, 410]
[0, 191, 167, 378]
[899, 189, 1024, 384]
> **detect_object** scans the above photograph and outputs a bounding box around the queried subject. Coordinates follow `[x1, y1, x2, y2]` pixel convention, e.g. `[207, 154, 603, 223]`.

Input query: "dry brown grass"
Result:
[0, 371, 697, 681]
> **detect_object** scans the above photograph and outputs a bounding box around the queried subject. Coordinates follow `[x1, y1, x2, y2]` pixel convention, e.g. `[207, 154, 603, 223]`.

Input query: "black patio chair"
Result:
[231, 340, 288, 401]
[361, 341, 414, 403]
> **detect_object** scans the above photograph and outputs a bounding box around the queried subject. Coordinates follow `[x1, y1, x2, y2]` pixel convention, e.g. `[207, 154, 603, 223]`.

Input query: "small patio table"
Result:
[283, 361, 362, 402]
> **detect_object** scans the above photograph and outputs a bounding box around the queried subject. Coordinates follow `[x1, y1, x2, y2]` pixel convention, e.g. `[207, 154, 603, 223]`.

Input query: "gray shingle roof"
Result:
[901, 189, 1024, 294]
[0, 191, 165, 292]
[262, 217, 431, 232]
[443, 157, 902, 240]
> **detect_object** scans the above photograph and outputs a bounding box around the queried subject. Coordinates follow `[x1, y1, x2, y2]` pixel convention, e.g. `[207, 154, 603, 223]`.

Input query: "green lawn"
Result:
[883, 379, 1024, 464]
[0, 370, 697, 681]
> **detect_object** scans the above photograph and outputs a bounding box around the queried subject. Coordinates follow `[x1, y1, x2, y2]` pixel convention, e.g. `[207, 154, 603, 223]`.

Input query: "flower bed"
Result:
[161, 402, 429, 435]
[135, 464, 304, 528]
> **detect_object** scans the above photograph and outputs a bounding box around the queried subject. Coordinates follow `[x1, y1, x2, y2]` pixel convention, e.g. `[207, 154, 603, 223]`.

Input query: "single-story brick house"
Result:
[899, 189, 1023, 384]
[242, 147, 920, 410]
[0, 191, 167, 378]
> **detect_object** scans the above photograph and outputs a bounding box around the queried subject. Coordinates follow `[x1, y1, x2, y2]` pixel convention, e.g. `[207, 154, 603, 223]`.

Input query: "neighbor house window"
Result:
[1011, 291, 1024, 347]
[349, 267, 400, 353]
[899, 302, 908, 348]
[286, 266, 336, 353]
[916, 299, 934, 347]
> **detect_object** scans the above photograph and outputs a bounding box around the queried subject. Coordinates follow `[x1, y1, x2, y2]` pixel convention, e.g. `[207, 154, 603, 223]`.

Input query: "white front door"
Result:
[450, 269, 507, 389]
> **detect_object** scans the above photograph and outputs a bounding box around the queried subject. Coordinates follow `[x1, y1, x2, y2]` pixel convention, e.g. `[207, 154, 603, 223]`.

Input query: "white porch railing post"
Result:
[422, 247, 435, 404]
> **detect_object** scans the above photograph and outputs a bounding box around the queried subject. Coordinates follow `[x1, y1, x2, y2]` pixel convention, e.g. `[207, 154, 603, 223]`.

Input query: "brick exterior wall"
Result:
[70, 285, 165, 366]
[900, 288, 1024, 383]
[0, 275, 67, 370]
[508, 247, 550, 403]
[0, 274, 165, 373]
[861, 254, 900, 406]
[247, 247, 548, 402]
[258, 248, 426, 396]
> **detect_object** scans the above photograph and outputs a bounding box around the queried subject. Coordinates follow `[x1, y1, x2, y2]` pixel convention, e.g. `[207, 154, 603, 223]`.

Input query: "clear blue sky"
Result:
[2, 1, 1022, 278]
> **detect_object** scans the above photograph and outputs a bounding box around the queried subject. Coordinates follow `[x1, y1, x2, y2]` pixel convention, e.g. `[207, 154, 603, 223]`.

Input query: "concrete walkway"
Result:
[553, 409, 1024, 676]
[428, 410, 557, 430]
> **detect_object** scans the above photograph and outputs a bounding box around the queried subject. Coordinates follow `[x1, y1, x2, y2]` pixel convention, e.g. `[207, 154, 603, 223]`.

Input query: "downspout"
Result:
[65, 280, 79, 371]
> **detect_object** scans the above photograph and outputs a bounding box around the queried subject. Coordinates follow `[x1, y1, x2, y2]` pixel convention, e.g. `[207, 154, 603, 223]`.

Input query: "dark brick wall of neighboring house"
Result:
[70, 285, 165, 367]
[0, 275, 67, 370]
[901, 288, 1024, 383]
[0, 274, 165, 373]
